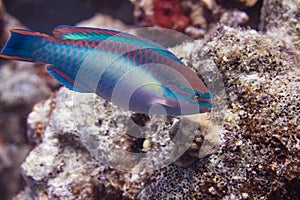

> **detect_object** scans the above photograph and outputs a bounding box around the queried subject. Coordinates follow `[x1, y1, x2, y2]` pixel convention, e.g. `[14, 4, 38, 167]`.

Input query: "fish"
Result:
[0, 25, 213, 115]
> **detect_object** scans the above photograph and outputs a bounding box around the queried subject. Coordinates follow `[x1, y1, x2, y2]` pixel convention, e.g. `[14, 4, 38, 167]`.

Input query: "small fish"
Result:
[0, 25, 213, 115]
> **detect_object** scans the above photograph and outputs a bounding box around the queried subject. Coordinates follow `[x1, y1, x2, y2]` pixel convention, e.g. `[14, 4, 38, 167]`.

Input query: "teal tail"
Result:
[0, 29, 49, 62]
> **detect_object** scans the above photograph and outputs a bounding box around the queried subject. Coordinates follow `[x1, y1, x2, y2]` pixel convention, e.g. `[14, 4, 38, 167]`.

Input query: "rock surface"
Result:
[139, 25, 300, 199]
[260, 0, 300, 50]
[77, 13, 131, 31]
[18, 22, 300, 199]
[0, 2, 52, 199]
[21, 63, 222, 199]
[130, 0, 261, 38]
[8, 0, 300, 199]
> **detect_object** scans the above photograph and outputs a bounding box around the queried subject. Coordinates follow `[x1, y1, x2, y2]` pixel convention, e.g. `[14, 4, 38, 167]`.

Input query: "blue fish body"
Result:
[0, 25, 213, 115]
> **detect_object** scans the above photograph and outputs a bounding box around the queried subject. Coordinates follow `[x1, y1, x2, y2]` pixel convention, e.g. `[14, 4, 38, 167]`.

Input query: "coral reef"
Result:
[0, 62, 50, 110]
[0, 52, 50, 200]
[17, 24, 300, 199]
[131, 0, 190, 30]
[260, 0, 300, 51]
[130, 0, 260, 38]
[3, 0, 300, 199]
[76, 13, 131, 31]
[139, 25, 300, 199]
[150, 0, 190, 31]
[0, 2, 51, 199]
[21, 66, 221, 199]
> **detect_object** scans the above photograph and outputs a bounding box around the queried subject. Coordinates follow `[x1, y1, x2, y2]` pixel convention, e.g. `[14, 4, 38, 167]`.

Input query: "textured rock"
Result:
[18, 23, 300, 199]
[77, 13, 131, 31]
[0, 140, 31, 200]
[0, 3, 51, 199]
[17, 17, 224, 200]
[131, 0, 190, 31]
[0, 61, 50, 110]
[0, 57, 50, 200]
[139, 25, 300, 199]
[11, 1, 300, 199]
[130, 0, 260, 38]
[21, 81, 222, 199]
[260, 0, 300, 51]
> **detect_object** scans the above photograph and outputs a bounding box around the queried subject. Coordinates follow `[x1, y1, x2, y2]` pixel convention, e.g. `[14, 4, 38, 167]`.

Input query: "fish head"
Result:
[124, 81, 212, 116]
[156, 83, 213, 115]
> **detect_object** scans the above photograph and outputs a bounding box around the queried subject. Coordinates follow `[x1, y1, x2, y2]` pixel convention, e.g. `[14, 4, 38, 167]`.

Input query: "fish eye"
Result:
[191, 91, 202, 101]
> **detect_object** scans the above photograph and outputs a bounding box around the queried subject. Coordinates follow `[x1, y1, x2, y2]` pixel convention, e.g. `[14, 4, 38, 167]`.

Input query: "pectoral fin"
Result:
[151, 99, 176, 108]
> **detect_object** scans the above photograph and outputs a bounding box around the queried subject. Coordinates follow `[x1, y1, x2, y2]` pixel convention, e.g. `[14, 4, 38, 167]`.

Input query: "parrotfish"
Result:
[0, 25, 213, 115]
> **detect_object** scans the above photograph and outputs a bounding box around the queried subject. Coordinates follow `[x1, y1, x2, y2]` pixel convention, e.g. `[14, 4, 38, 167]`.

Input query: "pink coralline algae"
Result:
[150, 0, 190, 31]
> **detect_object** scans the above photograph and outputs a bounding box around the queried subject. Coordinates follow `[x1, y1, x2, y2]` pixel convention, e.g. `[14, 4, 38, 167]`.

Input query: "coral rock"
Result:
[138, 25, 300, 199]
[131, 0, 256, 38]
[13, 2, 300, 199]
[132, 0, 190, 31]
[0, 61, 50, 109]
[19, 24, 300, 198]
[77, 13, 131, 31]
[260, 0, 300, 51]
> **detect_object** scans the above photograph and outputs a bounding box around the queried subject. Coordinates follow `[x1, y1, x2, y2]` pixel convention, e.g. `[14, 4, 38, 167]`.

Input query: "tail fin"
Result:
[0, 29, 50, 62]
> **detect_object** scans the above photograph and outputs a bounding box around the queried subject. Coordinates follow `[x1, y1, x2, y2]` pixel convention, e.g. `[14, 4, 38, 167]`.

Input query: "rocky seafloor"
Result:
[0, 0, 299, 199]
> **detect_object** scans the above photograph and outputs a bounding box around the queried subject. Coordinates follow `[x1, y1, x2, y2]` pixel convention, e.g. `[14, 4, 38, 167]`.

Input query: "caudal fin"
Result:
[0, 29, 50, 62]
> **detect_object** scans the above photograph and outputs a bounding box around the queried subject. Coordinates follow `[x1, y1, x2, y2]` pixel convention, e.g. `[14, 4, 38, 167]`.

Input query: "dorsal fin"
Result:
[52, 25, 183, 64]
[52, 25, 166, 49]
[53, 25, 121, 40]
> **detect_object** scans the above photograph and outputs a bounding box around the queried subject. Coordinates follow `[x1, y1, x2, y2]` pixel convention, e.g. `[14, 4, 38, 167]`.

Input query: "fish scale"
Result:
[0, 25, 213, 115]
